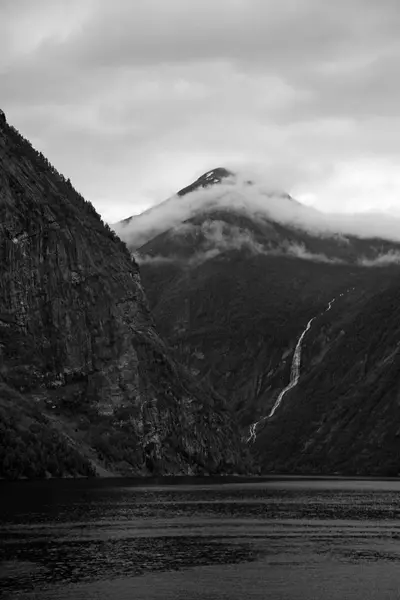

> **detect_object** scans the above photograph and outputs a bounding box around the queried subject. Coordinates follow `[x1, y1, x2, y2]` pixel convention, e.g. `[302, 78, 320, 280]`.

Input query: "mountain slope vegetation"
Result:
[117, 167, 400, 475]
[0, 115, 251, 479]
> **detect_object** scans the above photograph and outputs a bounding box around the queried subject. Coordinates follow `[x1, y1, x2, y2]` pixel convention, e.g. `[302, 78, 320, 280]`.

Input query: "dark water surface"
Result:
[2, 477, 400, 599]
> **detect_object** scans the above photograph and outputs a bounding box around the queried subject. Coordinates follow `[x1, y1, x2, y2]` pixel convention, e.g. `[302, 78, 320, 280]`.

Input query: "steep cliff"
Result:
[254, 280, 400, 475]
[0, 114, 250, 479]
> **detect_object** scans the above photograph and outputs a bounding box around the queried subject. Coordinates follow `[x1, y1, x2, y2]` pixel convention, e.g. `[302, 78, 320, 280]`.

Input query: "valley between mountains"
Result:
[2, 112, 400, 478]
[0, 114, 250, 479]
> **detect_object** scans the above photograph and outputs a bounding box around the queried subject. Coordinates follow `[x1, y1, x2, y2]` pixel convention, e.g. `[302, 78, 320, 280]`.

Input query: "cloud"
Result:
[3, 0, 400, 222]
[196, 219, 265, 254]
[135, 217, 346, 267]
[134, 253, 177, 266]
[135, 219, 400, 269]
[114, 171, 400, 252]
[277, 242, 343, 264]
[358, 251, 400, 267]
[22, 0, 400, 76]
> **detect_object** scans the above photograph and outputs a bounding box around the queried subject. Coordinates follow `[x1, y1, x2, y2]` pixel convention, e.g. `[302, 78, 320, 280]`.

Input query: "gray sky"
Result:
[2, 0, 400, 222]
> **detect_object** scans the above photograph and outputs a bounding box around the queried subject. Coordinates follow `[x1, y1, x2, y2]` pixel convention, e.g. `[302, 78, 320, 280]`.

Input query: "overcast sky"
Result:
[2, 0, 400, 222]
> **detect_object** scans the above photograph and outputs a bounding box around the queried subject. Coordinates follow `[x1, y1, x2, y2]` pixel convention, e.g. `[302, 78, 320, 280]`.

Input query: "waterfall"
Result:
[247, 297, 337, 443]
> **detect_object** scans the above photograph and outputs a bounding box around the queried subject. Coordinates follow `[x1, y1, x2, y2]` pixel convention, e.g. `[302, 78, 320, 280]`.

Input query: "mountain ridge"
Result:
[123, 167, 400, 475]
[116, 167, 400, 263]
[0, 114, 251, 479]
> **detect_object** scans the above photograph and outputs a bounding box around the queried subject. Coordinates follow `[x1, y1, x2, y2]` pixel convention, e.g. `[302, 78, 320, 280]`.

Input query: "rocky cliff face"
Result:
[0, 115, 250, 479]
[254, 280, 400, 475]
[117, 168, 400, 475]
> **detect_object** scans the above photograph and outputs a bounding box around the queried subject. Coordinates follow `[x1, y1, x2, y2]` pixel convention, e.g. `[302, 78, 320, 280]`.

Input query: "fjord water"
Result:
[2, 478, 400, 599]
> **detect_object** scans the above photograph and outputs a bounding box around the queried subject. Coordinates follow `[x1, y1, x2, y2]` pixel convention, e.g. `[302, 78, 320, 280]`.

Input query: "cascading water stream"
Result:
[247, 296, 338, 443]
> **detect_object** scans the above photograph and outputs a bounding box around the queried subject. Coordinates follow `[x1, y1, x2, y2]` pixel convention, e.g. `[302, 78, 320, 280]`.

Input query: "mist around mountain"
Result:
[0, 113, 251, 480]
[116, 166, 400, 264]
[117, 167, 400, 475]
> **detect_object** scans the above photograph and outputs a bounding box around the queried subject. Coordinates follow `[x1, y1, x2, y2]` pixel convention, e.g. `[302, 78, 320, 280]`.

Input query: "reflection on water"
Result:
[2, 477, 400, 599]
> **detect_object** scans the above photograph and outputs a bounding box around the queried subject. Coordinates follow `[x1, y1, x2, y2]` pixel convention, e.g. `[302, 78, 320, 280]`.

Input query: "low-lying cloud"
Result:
[277, 242, 344, 264]
[113, 169, 400, 251]
[358, 251, 400, 267]
[134, 218, 345, 267]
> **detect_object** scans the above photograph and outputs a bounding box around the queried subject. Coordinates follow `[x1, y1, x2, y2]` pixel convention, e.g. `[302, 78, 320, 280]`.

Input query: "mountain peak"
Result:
[177, 167, 234, 197]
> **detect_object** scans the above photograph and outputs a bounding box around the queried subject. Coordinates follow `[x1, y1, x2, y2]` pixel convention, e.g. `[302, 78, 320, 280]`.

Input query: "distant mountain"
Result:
[176, 167, 234, 196]
[119, 167, 233, 230]
[0, 117, 251, 479]
[117, 167, 400, 475]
